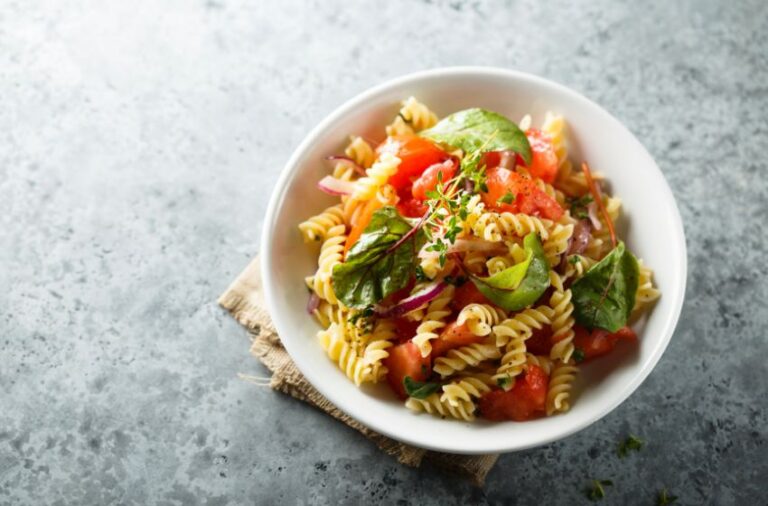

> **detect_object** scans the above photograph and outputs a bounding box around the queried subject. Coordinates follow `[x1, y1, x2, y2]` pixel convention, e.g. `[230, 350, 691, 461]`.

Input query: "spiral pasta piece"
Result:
[412, 285, 455, 357]
[491, 306, 554, 347]
[433, 340, 501, 377]
[362, 319, 397, 381]
[457, 303, 507, 337]
[496, 212, 552, 240]
[311, 224, 346, 304]
[405, 393, 475, 421]
[317, 323, 373, 386]
[546, 360, 579, 415]
[298, 204, 344, 243]
[399, 96, 439, 131]
[462, 251, 488, 275]
[386, 115, 415, 137]
[471, 211, 502, 242]
[548, 273, 576, 363]
[634, 259, 660, 313]
[345, 136, 375, 168]
[440, 376, 493, 407]
[543, 222, 574, 266]
[351, 152, 401, 201]
[312, 300, 346, 329]
[563, 254, 598, 281]
[486, 255, 513, 276]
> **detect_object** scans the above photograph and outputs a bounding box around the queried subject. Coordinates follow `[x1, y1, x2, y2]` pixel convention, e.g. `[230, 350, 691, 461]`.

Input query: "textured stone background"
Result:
[2, 0, 767, 504]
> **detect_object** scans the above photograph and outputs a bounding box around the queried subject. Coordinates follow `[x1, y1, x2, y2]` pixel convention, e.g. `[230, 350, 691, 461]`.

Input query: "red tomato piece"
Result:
[376, 135, 449, 190]
[431, 321, 484, 357]
[384, 341, 431, 399]
[391, 317, 420, 344]
[450, 282, 491, 311]
[573, 325, 638, 361]
[524, 324, 555, 356]
[524, 129, 559, 183]
[482, 166, 563, 220]
[478, 365, 549, 421]
[396, 194, 429, 218]
[411, 160, 457, 200]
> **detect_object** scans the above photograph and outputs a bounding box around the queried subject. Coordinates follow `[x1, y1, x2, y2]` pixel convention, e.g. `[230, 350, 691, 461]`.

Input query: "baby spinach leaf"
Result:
[470, 233, 550, 311]
[332, 206, 426, 309]
[420, 108, 532, 166]
[571, 241, 639, 332]
[404, 376, 441, 399]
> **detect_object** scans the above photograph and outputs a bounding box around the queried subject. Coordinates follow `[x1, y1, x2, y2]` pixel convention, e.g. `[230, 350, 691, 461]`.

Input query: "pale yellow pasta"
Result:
[463, 251, 488, 275]
[634, 259, 660, 312]
[546, 360, 579, 415]
[563, 254, 598, 281]
[362, 319, 397, 381]
[399, 96, 438, 131]
[486, 255, 513, 275]
[386, 115, 415, 137]
[412, 285, 455, 357]
[548, 272, 576, 363]
[351, 152, 401, 201]
[312, 300, 346, 329]
[405, 393, 475, 421]
[471, 211, 502, 242]
[491, 306, 554, 348]
[317, 323, 373, 386]
[457, 303, 507, 336]
[440, 376, 493, 407]
[543, 222, 574, 266]
[345, 136, 375, 168]
[298, 204, 344, 243]
[311, 224, 346, 304]
[433, 340, 501, 377]
[496, 212, 552, 240]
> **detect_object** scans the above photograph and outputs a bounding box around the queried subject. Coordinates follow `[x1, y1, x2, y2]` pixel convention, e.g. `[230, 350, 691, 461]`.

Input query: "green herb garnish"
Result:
[569, 194, 594, 219]
[571, 241, 639, 332]
[496, 376, 513, 390]
[497, 191, 516, 205]
[573, 348, 585, 363]
[403, 376, 440, 399]
[586, 480, 613, 501]
[617, 434, 644, 458]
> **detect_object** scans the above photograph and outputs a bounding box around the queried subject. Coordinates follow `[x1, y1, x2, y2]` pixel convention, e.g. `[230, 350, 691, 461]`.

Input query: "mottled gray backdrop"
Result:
[2, 0, 767, 504]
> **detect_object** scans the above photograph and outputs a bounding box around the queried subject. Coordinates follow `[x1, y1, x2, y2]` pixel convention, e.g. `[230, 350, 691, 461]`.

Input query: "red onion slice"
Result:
[325, 155, 366, 176]
[567, 219, 592, 256]
[317, 175, 355, 196]
[374, 282, 446, 318]
[448, 239, 507, 254]
[306, 292, 320, 315]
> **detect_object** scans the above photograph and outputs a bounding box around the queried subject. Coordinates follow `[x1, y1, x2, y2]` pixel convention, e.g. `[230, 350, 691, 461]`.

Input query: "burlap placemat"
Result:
[217, 256, 498, 486]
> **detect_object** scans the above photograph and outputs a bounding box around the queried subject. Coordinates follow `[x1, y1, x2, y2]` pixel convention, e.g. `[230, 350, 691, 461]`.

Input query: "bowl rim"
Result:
[260, 66, 687, 454]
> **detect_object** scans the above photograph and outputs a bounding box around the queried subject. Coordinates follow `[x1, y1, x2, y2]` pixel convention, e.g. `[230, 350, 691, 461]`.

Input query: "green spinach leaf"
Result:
[420, 108, 532, 166]
[571, 241, 639, 332]
[332, 206, 426, 308]
[404, 376, 441, 399]
[470, 233, 550, 311]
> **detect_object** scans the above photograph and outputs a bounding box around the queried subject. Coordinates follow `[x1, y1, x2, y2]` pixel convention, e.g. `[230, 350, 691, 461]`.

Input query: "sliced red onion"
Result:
[447, 238, 507, 254]
[498, 150, 516, 169]
[325, 155, 366, 176]
[567, 219, 592, 256]
[317, 175, 355, 196]
[374, 282, 446, 318]
[587, 201, 602, 230]
[306, 292, 320, 315]
[463, 178, 475, 194]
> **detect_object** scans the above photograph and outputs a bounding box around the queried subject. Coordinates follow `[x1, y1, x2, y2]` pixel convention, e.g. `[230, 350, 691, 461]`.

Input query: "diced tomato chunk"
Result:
[482, 166, 563, 220]
[376, 135, 449, 190]
[384, 341, 431, 400]
[479, 365, 549, 421]
[411, 160, 457, 200]
[431, 321, 484, 357]
[451, 282, 491, 311]
[573, 325, 638, 361]
[524, 129, 559, 183]
[344, 189, 396, 254]
[391, 317, 421, 343]
[396, 194, 429, 218]
[524, 324, 555, 356]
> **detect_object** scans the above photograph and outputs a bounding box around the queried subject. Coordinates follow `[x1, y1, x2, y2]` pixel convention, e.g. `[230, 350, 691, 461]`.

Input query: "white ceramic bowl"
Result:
[260, 67, 686, 454]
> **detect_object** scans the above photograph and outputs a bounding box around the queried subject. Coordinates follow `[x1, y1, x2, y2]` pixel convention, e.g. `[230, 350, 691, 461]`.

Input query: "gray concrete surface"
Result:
[2, 0, 767, 504]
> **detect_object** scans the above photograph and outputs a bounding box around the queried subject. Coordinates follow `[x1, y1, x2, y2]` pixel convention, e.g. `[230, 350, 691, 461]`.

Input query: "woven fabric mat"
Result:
[218, 256, 498, 486]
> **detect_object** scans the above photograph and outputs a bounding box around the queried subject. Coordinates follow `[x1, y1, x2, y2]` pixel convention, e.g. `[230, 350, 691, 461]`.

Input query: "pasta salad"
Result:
[298, 98, 660, 422]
